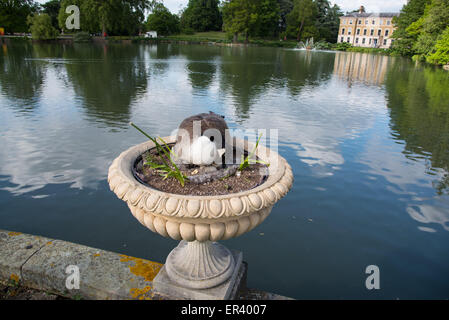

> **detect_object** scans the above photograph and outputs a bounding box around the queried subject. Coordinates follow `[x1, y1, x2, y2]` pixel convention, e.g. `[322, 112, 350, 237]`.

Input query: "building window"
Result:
[341, 28, 345, 35]
[341, 37, 344, 42]
[387, 20, 391, 25]
[357, 29, 360, 35]
[369, 38, 372, 44]
[362, 38, 366, 44]
[383, 39, 387, 45]
[372, 20, 375, 24]
[378, 29, 381, 36]
[385, 29, 389, 37]
[348, 28, 352, 35]
[356, 37, 359, 44]
[347, 37, 350, 42]
[365, 20, 368, 24]
[370, 29, 374, 36]
[363, 29, 367, 35]
[358, 20, 362, 24]
[380, 19, 383, 25]
[350, 20, 353, 24]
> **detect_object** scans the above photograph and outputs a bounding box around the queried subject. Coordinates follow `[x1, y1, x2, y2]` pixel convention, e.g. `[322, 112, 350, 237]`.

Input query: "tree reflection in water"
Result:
[385, 61, 449, 195]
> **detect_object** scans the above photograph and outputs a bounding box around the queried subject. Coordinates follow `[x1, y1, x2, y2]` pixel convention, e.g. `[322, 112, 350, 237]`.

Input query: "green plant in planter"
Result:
[238, 134, 270, 172]
[130, 123, 188, 187]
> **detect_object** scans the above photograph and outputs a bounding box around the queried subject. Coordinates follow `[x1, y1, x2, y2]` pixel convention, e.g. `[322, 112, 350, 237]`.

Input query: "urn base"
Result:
[153, 242, 244, 300]
[166, 240, 235, 289]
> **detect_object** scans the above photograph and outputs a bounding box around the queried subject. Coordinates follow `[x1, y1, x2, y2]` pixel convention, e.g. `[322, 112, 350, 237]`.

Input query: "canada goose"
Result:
[174, 112, 230, 166]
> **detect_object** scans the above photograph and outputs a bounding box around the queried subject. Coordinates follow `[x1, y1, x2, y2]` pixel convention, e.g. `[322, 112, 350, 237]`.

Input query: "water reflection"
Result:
[386, 61, 449, 195]
[63, 44, 149, 128]
[384, 61, 449, 232]
[219, 48, 335, 119]
[0, 43, 45, 110]
[278, 50, 334, 96]
[1, 42, 449, 299]
[333, 51, 392, 86]
[181, 46, 218, 90]
[1, 43, 448, 198]
[219, 47, 278, 119]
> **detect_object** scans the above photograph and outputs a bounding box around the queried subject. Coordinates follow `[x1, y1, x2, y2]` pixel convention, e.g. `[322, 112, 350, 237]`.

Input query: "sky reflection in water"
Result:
[0, 43, 448, 299]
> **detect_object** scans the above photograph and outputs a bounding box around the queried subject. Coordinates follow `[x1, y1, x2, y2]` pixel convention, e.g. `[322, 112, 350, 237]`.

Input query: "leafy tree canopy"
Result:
[426, 26, 449, 65]
[391, 0, 448, 59]
[277, 0, 293, 32]
[412, 0, 449, 61]
[27, 13, 59, 39]
[58, 0, 157, 35]
[147, 3, 180, 35]
[222, 0, 259, 41]
[41, 0, 61, 30]
[286, 0, 318, 41]
[0, 0, 39, 33]
[314, 0, 342, 43]
[180, 0, 222, 32]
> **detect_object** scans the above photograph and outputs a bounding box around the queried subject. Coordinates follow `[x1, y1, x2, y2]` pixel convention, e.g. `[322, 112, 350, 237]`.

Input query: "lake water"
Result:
[1, 42, 448, 299]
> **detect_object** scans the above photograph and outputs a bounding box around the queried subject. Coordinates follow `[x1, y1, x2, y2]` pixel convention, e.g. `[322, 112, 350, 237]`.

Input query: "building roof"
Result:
[342, 12, 399, 18]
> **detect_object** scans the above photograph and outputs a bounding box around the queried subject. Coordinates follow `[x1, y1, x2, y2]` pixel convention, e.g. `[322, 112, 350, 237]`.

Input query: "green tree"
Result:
[41, 0, 61, 30]
[277, 0, 293, 33]
[147, 3, 180, 35]
[286, 0, 317, 41]
[180, 0, 222, 32]
[27, 13, 59, 39]
[391, 0, 431, 56]
[58, 0, 156, 35]
[222, 0, 259, 42]
[253, 0, 280, 38]
[413, 0, 449, 59]
[0, 0, 38, 33]
[314, 0, 342, 43]
[426, 26, 449, 65]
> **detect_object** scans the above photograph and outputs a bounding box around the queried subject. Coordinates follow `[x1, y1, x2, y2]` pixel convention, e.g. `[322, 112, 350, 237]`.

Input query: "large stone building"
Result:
[337, 6, 399, 49]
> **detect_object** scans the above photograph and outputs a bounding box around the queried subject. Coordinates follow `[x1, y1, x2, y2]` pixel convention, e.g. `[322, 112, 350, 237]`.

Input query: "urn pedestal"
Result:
[108, 136, 293, 299]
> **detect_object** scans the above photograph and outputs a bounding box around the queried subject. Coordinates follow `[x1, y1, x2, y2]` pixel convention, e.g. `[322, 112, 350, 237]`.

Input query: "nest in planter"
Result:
[133, 145, 268, 196]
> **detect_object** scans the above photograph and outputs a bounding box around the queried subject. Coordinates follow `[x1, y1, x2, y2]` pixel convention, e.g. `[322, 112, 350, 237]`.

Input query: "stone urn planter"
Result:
[108, 135, 293, 297]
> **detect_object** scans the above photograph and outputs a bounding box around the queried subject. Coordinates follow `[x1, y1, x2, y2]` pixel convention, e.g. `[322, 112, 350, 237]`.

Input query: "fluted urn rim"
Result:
[108, 136, 293, 221]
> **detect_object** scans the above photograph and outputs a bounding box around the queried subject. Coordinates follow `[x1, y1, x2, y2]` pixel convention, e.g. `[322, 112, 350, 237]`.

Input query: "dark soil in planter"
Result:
[133, 146, 268, 196]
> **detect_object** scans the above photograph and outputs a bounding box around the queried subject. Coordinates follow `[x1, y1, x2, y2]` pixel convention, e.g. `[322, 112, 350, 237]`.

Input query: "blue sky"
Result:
[36, 0, 408, 15]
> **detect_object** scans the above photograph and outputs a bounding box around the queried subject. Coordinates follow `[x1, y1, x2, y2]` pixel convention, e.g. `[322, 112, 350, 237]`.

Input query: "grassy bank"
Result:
[158, 32, 298, 48]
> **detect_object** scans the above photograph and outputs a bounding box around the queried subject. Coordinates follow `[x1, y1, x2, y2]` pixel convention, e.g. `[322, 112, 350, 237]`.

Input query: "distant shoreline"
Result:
[0, 34, 299, 48]
[4, 34, 447, 70]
